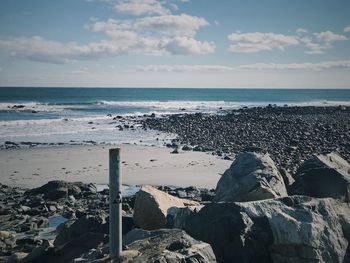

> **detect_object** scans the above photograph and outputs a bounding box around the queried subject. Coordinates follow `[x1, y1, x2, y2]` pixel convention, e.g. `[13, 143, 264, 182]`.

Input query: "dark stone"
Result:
[185, 203, 273, 263]
[290, 152, 350, 201]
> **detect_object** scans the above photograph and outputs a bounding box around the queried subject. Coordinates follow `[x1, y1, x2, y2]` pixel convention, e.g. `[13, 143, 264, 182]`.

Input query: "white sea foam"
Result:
[1, 99, 349, 147]
[97, 100, 249, 110]
[0, 102, 86, 112]
[98, 99, 350, 109]
[2, 99, 350, 114]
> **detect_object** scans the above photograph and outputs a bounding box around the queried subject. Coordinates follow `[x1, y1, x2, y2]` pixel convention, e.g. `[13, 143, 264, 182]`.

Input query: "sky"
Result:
[0, 0, 350, 88]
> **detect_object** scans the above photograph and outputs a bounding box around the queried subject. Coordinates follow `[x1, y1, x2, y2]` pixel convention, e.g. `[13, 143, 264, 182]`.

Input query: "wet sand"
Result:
[0, 144, 231, 189]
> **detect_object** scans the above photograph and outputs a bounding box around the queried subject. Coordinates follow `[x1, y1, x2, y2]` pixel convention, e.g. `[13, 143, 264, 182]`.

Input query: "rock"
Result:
[167, 206, 203, 229]
[73, 182, 97, 194]
[279, 168, 295, 189]
[122, 214, 135, 235]
[70, 247, 107, 262]
[214, 152, 288, 202]
[0, 230, 11, 239]
[21, 239, 53, 263]
[291, 152, 350, 201]
[123, 228, 216, 262]
[54, 214, 107, 248]
[6, 252, 28, 263]
[11, 105, 25, 109]
[171, 148, 179, 154]
[119, 250, 140, 262]
[133, 186, 199, 230]
[25, 181, 69, 200]
[25, 181, 96, 200]
[185, 196, 350, 263]
[182, 145, 192, 151]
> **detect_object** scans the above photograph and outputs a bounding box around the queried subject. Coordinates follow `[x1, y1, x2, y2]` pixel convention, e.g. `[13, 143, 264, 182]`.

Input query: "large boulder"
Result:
[184, 196, 350, 263]
[133, 185, 199, 230]
[214, 152, 288, 202]
[167, 205, 203, 229]
[54, 213, 107, 248]
[25, 181, 97, 200]
[290, 152, 350, 201]
[122, 228, 217, 262]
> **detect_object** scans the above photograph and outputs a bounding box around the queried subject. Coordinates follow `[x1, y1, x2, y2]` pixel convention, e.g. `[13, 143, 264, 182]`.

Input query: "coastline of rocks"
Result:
[1, 150, 350, 262]
[0, 180, 213, 262]
[1, 106, 350, 262]
[142, 105, 350, 174]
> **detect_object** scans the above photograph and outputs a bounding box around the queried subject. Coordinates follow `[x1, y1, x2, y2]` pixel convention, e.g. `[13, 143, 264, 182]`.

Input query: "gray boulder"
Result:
[214, 152, 288, 202]
[167, 205, 203, 229]
[185, 196, 350, 263]
[291, 152, 350, 201]
[54, 214, 107, 248]
[25, 181, 97, 200]
[133, 186, 199, 230]
[122, 228, 217, 262]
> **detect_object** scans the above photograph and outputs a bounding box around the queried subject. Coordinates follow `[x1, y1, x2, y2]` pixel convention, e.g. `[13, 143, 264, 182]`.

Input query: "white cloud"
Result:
[296, 28, 308, 34]
[90, 14, 208, 37]
[0, 33, 214, 64]
[227, 32, 299, 53]
[137, 64, 236, 72]
[68, 70, 90, 75]
[114, 0, 170, 16]
[227, 29, 348, 55]
[299, 31, 347, 54]
[314, 31, 347, 42]
[239, 60, 350, 70]
[344, 26, 350, 33]
[163, 37, 215, 55]
[133, 14, 208, 37]
[0, 36, 75, 64]
[138, 60, 350, 72]
[299, 36, 330, 54]
[0, 8, 214, 64]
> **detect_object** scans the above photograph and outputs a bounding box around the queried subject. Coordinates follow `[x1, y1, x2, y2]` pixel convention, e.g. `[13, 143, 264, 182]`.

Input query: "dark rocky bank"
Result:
[142, 106, 350, 174]
[0, 180, 213, 263]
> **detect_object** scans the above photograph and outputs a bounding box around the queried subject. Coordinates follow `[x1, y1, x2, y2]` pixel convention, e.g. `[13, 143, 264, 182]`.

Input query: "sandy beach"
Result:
[0, 144, 231, 189]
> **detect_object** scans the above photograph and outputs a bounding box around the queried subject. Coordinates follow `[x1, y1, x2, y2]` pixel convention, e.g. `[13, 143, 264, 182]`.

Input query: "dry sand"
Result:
[0, 144, 231, 189]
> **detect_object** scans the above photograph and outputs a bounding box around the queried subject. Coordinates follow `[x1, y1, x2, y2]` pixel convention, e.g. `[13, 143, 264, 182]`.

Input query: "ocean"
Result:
[1, 87, 349, 147]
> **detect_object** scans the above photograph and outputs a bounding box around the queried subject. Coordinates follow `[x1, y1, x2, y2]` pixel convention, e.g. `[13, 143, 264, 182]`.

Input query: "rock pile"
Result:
[2, 147, 350, 262]
[133, 185, 199, 230]
[142, 106, 350, 173]
[214, 152, 287, 202]
[184, 196, 350, 263]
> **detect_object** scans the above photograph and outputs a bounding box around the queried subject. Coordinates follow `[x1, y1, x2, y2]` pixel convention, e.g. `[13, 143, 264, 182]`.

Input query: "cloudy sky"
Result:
[0, 0, 350, 88]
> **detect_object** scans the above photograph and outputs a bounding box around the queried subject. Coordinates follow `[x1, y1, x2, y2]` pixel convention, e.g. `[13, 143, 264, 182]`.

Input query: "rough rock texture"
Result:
[167, 206, 203, 229]
[133, 185, 199, 230]
[185, 196, 350, 263]
[122, 228, 217, 262]
[25, 180, 97, 200]
[291, 152, 350, 201]
[142, 106, 350, 174]
[54, 214, 107, 248]
[214, 152, 288, 202]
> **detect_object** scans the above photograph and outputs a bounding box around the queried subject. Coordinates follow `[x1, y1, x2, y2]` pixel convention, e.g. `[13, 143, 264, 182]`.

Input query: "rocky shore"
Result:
[142, 106, 350, 173]
[1, 106, 350, 262]
[0, 180, 213, 262]
[1, 149, 350, 262]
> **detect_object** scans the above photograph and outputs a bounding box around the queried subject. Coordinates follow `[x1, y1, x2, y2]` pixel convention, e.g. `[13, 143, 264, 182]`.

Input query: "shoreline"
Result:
[0, 144, 231, 189]
[143, 105, 350, 173]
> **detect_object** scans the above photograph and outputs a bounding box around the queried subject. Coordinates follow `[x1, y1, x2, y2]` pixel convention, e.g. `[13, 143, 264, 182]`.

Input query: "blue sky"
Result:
[0, 0, 350, 87]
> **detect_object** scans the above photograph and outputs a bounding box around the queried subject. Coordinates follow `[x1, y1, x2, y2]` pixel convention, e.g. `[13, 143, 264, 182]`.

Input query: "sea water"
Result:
[1, 87, 349, 146]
